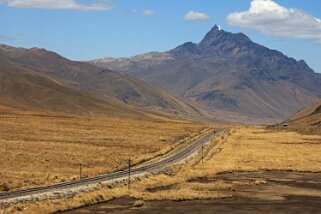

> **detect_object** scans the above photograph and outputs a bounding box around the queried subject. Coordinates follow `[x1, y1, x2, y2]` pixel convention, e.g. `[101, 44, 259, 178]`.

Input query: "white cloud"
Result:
[0, 0, 111, 11]
[143, 9, 155, 15]
[227, 0, 321, 43]
[184, 11, 210, 22]
[131, 8, 137, 13]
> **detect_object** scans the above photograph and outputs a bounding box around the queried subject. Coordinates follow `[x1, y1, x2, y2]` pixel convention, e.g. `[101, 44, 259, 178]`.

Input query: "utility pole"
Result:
[79, 163, 83, 179]
[201, 145, 204, 164]
[128, 158, 131, 190]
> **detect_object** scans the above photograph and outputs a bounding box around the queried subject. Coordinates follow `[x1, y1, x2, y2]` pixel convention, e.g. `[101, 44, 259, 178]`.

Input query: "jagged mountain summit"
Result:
[91, 25, 321, 123]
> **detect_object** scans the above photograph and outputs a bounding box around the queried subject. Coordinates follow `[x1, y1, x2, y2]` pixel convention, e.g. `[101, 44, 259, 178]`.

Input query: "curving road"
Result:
[0, 129, 225, 201]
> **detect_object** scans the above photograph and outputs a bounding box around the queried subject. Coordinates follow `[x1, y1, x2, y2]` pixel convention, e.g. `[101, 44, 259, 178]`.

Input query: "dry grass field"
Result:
[127, 127, 321, 200]
[3, 127, 321, 213]
[0, 112, 208, 192]
[192, 127, 321, 174]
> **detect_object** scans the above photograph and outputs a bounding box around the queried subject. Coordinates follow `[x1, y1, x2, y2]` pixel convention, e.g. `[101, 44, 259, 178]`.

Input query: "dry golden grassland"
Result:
[190, 127, 321, 175]
[4, 127, 321, 214]
[124, 127, 321, 201]
[0, 113, 208, 192]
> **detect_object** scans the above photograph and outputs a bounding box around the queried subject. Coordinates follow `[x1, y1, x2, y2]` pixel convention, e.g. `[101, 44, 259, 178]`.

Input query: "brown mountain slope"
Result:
[274, 100, 321, 135]
[0, 64, 148, 118]
[91, 25, 321, 123]
[0, 44, 203, 118]
[291, 100, 321, 120]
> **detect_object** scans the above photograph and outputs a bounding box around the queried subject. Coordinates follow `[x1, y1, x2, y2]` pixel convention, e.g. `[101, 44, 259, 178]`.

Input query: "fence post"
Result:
[128, 159, 131, 189]
[80, 163, 82, 179]
[201, 145, 204, 164]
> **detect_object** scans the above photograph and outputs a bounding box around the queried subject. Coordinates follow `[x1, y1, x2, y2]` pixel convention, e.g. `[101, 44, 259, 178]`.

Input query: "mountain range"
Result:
[91, 25, 321, 123]
[0, 44, 202, 119]
[1, 25, 320, 124]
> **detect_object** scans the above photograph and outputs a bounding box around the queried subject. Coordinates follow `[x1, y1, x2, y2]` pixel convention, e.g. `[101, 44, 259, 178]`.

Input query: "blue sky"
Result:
[1, 0, 321, 72]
